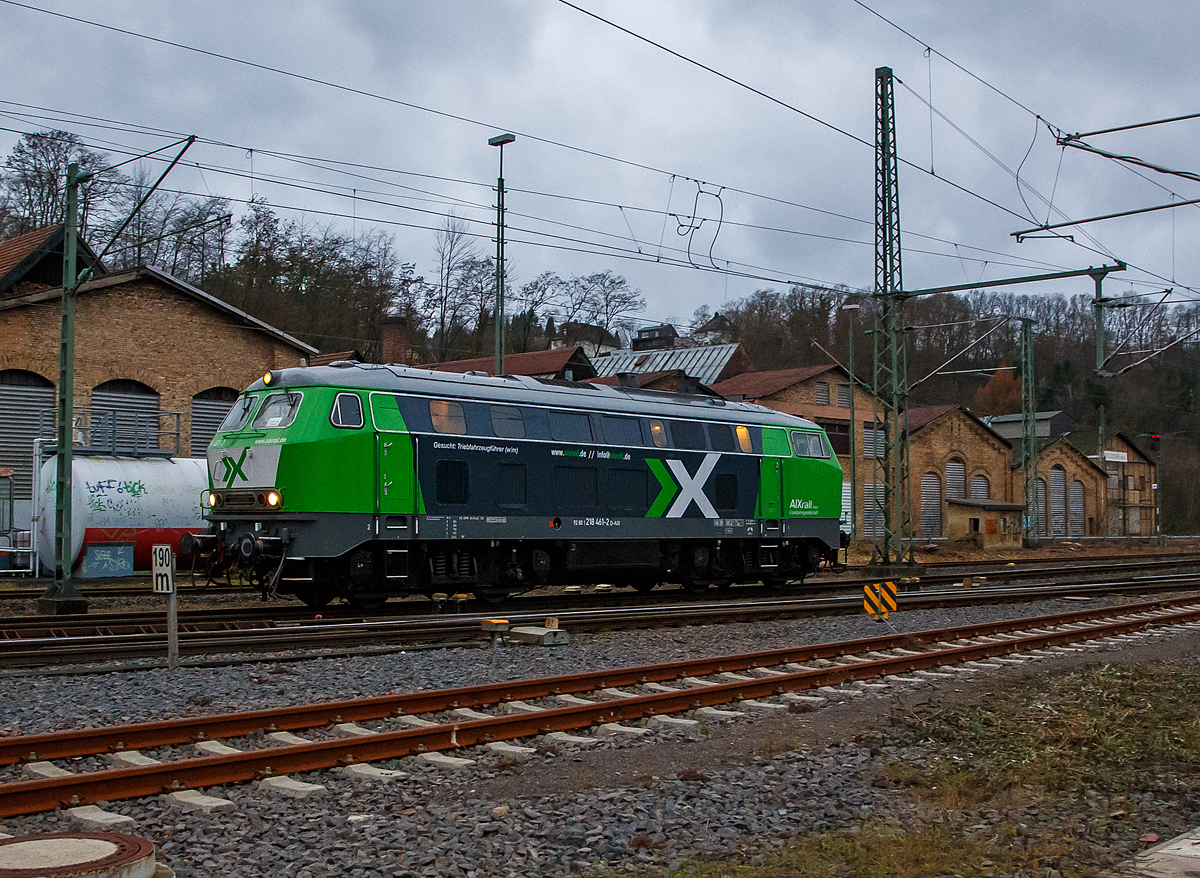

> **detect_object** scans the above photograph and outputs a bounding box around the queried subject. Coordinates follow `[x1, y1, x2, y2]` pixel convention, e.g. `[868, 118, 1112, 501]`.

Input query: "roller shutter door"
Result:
[971, 474, 990, 500]
[1049, 466, 1067, 537]
[920, 472, 941, 537]
[0, 384, 55, 498]
[91, 386, 161, 455]
[191, 398, 235, 457]
[1069, 481, 1085, 537]
[946, 460, 966, 499]
[862, 483, 885, 539]
[840, 481, 852, 532]
[1032, 478, 1047, 540]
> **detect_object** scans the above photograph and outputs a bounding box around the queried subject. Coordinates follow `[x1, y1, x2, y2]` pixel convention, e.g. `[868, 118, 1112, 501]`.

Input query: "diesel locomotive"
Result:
[183, 362, 844, 607]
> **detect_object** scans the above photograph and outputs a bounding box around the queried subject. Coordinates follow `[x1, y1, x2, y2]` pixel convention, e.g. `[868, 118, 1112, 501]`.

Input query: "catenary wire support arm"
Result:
[1012, 197, 1200, 241]
[910, 318, 1009, 389]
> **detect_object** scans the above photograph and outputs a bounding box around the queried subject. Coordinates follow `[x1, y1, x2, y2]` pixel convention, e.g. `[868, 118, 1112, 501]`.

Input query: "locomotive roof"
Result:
[249, 362, 821, 430]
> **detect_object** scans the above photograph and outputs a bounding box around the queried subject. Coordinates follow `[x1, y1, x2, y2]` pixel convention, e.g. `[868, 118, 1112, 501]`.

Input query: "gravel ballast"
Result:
[0, 596, 1196, 877]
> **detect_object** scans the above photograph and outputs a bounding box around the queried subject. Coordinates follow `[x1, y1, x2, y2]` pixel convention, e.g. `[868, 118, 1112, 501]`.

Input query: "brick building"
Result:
[906, 405, 1015, 541]
[1019, 436, 1108, 540]
[0, 225, 315, 531]
[1077, 432, 1157, 537]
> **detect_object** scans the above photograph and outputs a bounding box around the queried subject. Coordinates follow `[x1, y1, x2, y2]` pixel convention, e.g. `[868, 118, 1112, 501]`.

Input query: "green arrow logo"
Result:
[645, 458, 679, 517]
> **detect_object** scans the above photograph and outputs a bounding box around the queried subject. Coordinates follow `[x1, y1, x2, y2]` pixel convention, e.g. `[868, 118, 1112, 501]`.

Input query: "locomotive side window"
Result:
[714, 473, 738, 510]
[219, 395, 258, 432]
[790, 430, 831, 458]
[430, 399, 467, 434]
[252, 392, 303, 429]
[736, 425, 753, 453]
[330, 393, 364, 429]
[668, 419, 706, 450]
[601, 415, 643, 446]
[490, 406, 525, 439]
[436, 459, 469, 504]
[497, 463, 526, 507]
[649, 419, 668, 448]
[549, 410, 592, 443]
[708, 423, 736, 452]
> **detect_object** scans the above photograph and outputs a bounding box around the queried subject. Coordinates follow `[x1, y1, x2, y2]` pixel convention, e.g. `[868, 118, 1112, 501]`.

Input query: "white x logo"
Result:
[665, 453, 720, 518]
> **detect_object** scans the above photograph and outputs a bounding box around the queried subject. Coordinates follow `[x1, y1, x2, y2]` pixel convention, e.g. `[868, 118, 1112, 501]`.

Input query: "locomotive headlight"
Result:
[266, 490, 282, 508]
[262, 370, 275, 385]
[206, 491, 219, 508]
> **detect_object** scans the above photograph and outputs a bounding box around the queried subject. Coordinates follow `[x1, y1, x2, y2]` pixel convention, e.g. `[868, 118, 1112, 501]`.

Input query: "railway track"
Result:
[0, 594, 1196, 819]
[1, 569, 1199, 668]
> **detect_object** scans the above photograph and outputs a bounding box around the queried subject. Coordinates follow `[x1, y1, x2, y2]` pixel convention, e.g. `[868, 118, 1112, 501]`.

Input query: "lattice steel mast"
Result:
[869, 66, 914, 565]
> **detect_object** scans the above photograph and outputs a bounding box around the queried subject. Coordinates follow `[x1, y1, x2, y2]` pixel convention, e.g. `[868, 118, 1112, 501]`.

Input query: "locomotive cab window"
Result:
[251, 392, 302, 429]
[489, 405, 525, 439]
[330, 393, 363, 429]
[790, 430, 830, 458]
[219, 395, 258, 432]
[430, 399, 467, 434]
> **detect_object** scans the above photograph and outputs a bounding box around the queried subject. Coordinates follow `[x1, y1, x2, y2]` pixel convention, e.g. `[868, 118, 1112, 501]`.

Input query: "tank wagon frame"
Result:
[184, 362, 844, 606]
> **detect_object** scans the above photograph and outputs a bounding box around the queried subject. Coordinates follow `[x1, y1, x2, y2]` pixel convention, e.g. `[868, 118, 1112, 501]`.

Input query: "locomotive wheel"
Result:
[631, 580, 657, 594]
[682, 578, 709, 595]
[714, 579, 733, 590]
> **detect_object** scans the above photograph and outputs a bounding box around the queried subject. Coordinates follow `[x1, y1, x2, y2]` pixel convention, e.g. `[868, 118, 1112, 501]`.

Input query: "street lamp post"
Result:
[488, 133, 515, 376]
[842, 302, 861, 541]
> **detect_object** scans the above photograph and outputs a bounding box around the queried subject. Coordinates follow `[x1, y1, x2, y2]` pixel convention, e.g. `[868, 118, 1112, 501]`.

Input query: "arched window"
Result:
[92, 379, 160, 454]
[920, 472, 942, 537]
[0, 370, 55, 498]
[191, 387, 239, 456]
[1049, 465, 1067, 538]
[970, 474, 990, 500]
[1069, 480, 1085, 538]
[945, 459, 966, 500]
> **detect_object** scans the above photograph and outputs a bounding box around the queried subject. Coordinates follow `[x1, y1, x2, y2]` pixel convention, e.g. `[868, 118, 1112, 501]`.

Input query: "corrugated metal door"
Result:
[190, 390, 238, 457]
[840, 481, 852, 532]
[970, 474, 990, 500]
[91, 382, 161, 455]
[920, 472, 941, 537]
[946, 460, 966, 499]
[1069, 480, 1084, 537]
[1032, 478, 1047, 539]
[1049, 466, 1067, 537]
[0, 380, 55, 498]
[1128, 506, 1141, 535]
[862, 483, 885, 539]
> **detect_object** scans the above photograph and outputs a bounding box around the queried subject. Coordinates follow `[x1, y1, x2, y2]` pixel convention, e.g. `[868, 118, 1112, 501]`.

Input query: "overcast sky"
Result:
[3, 1, 1198, 332]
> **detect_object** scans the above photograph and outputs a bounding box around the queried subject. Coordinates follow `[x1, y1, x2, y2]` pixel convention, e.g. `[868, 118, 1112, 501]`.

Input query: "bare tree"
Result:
[580, 269, 646, 343]
[0, 130, 124, 237]
[422, 215, 479, 362]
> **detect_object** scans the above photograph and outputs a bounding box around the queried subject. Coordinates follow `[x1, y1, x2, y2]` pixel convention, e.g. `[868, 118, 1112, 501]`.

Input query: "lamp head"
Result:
[488, 133, 516, 147]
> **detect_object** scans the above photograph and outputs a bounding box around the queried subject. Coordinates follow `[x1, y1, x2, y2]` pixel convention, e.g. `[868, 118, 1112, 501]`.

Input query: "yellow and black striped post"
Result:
[864, 581, 898, 620]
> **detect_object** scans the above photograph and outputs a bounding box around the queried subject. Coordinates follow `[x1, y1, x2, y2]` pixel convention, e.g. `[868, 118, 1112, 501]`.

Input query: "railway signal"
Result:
[864, 580, 897, 621]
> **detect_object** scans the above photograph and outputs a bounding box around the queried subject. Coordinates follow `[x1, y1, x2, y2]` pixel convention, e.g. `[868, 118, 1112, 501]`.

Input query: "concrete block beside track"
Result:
[485, 742, 537, 759]
[195, 741, 242, 757]
[693, 706, 744, 720]
[266, 731, 310, 745]
[338, 764, 407, 782]
[417, 752, 475, 768]
[397, 714, 439, 728]
[596, 723, 649, 738]
[451, 707, 493, 720]
[66, 805, 135, 829]
[22, 761, 72, 780]
[332, 722, 376, 737]
[739, 699, 788, 712]
[166, 790, 236, 813]
[647, 715, 698, 731]
[105, 751, 161, 768]
[258, 776, 327, 798]
[543, 731, 598, 746]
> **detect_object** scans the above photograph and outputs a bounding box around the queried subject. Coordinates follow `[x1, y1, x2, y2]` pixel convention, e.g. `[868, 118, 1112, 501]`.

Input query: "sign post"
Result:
[152, 544, 178, 669]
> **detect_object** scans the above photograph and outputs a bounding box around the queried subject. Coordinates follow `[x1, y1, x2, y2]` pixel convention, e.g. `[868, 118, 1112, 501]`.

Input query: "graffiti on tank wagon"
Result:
[85, 479, 148, 518]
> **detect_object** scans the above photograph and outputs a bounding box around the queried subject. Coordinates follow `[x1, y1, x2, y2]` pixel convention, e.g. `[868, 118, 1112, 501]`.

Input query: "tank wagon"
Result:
[182, 362, 844, 607]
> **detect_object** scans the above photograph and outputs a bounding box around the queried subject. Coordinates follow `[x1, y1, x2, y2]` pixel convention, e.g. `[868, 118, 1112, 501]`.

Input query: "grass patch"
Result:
[882, 663, 1200, 807]
[648, 663, 1200, 878]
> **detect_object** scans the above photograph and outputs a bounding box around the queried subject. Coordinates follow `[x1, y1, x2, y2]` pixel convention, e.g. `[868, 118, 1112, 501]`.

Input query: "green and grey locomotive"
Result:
[184, 362, 844, 607]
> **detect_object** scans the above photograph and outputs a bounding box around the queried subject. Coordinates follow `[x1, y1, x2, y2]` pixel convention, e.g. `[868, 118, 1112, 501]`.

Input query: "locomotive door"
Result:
[758, 427, 788, 518]
[370, 393, 415, 514]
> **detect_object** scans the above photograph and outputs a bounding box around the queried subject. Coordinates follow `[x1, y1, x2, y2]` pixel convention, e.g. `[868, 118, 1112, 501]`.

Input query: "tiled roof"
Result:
[429, 347, 593, 378]
[905, 404, 961, 433]
[591, 343, 747, 385]
[711, 364, 841, 399]
[0, 225, 59, 282]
